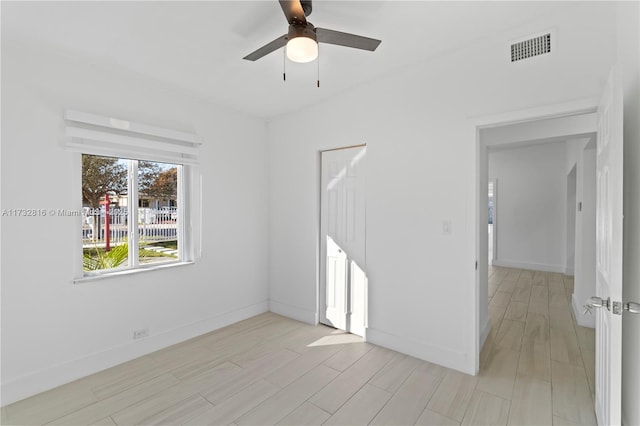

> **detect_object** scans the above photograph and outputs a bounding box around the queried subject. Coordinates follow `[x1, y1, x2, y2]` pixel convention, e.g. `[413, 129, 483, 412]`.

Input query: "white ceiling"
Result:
[2, 1, 576, 119]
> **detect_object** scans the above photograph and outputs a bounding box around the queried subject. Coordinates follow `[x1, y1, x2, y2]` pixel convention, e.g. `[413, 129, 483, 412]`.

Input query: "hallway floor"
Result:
[482, 266, 596, 425]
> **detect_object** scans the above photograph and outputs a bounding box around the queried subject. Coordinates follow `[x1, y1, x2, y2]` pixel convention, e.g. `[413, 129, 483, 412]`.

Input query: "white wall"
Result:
[568, 139, 597, 328]
[1, 38, 269, 404]
[268, 3, 618, 374]
[488, 143, 567, 272]
[617, 2, 640, 425]
[566, 137, 584, 175]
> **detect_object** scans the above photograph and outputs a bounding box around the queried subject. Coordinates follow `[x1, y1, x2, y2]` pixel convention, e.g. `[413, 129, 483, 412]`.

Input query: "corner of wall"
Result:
[572, 292, 595, 328]
[268, 300, 317, 325]
[480, 318, 492, 348]
[492, 259, 565, 273]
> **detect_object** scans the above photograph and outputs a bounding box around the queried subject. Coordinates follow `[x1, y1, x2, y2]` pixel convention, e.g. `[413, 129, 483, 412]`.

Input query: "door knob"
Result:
[590, 297, 640, 314]
[590, 296, 610, 309]
[625, 302, 640, 314]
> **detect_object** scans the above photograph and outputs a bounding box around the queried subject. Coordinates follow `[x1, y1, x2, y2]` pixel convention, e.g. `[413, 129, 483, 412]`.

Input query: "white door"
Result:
[593, 67, 623, 426]
[320, 146, 367, 335]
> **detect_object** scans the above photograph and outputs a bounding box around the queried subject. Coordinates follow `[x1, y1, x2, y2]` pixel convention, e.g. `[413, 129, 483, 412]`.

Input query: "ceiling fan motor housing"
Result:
[287, 22, 317, 43]
[300, 0, 312, 17]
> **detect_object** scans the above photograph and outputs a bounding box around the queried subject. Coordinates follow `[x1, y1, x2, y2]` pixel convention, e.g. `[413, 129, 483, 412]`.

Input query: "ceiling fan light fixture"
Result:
[286, 36, 318, 63]
[286, 23, 318, 63]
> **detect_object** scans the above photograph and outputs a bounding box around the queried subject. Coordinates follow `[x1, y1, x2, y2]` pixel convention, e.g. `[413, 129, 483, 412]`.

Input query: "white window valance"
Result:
[63, 110, 202, 165]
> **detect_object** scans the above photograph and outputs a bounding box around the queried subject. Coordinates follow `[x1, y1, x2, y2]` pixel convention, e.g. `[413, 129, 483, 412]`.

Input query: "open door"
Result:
[320, 146, 367, 336]
[592, 67, 623, 425]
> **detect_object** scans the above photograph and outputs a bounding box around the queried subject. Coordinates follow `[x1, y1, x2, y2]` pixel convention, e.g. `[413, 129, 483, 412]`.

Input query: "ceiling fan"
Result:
[243, 0, 382, 63]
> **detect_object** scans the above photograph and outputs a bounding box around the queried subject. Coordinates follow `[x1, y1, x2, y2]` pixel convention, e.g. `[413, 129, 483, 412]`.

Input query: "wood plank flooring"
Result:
[2, 267, 596, 425]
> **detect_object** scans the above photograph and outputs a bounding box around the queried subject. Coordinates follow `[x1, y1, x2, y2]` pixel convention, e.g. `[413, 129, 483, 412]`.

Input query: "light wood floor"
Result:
[2, 267, 596, 425]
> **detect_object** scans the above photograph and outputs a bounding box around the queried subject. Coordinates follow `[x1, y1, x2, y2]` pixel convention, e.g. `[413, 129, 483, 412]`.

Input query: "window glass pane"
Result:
[82, 154, 130, 271]
[138, 161, 179, 265]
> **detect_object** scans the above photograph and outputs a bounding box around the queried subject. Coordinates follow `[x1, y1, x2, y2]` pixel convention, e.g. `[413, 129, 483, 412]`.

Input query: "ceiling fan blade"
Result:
[243, 34, 288, 61]
[279, 0, 307, 25]
[316, 28, 381, 51]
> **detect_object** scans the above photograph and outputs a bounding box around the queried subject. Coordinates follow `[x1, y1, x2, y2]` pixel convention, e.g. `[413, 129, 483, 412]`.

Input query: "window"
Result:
[82, 155, 181, 272]
[64, 110, 201, 280]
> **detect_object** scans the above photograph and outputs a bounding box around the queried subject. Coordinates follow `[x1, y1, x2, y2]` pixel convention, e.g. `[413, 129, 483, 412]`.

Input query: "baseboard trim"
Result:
[565, 267, 575, 276]
[480, 318, 491, 348]
[492, 259, 565, 273]
[572, 293, 596, 328]
[366, 327, 473, 375]
[269, 300, 317, 325]
[0, 301, 269, 407]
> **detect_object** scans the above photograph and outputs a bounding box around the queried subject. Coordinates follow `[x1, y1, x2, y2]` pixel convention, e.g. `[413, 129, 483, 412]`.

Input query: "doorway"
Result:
[475, 91, 628, 425]
[319, 145, 367, 337]
[474, 103, 599, 376]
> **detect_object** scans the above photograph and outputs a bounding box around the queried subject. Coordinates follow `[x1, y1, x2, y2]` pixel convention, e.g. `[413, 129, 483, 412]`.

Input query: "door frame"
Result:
[473, 98, 599, 374]
[488, 178, 498, 265]
[317, 144, 368, 336]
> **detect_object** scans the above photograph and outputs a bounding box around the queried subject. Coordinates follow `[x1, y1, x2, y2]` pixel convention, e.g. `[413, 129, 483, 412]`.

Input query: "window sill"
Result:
[74, 261, 194, 284]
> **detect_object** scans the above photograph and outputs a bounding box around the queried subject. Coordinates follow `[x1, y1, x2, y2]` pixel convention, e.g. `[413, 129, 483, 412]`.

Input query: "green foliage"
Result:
[83, 243, 129, 271]
[138, 245, 176, 259]
[138, 161, 161, 195]
[155, 240, 178, 250]
[82, 155, 127, 208]
[82, 156, 177, 208]
[147, 167, 178, 199]
[83, 243, 176, 271]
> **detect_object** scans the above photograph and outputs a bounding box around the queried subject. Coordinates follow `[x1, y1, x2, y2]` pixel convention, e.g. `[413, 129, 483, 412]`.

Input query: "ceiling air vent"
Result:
[511, 33, 551, 62]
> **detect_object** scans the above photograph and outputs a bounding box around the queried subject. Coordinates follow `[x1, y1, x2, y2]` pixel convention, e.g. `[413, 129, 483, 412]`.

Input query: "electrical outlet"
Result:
[133, 327, 149, 340]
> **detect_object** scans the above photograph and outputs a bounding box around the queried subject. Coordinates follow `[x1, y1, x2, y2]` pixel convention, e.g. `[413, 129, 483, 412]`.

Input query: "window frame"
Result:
[65, 110, 201, 283]
[124, 158, 184, 271]
[75, 155, 195, 282]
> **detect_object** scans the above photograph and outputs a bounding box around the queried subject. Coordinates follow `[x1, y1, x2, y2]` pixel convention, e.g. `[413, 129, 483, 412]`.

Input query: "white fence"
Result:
[82, 207, 177, 247]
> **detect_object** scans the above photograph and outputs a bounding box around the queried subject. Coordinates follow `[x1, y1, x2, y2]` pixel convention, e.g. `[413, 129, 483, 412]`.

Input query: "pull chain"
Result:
[317, 43, 320, 88]
[283, 47, 287, 82]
